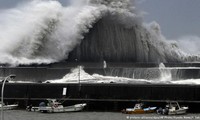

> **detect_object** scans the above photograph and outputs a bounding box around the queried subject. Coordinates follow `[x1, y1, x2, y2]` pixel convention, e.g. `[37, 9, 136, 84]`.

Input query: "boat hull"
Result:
[0, 104, 18, 110]
[168, 109, 187, 115]
[122, 107, 156, 114]
[37, 103, 86, 113]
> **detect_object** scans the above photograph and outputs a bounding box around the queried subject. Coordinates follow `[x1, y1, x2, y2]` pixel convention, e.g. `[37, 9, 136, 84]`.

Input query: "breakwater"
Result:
[1, 83, 200, 112]
[1, 62, 200, 82]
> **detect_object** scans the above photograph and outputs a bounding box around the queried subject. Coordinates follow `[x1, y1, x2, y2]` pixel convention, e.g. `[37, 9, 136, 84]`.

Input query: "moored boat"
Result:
[27, 99, 87, 113]
[0, 103, 18, 110]
[122, 103, 157, 114]
[157, 101, 188, 115]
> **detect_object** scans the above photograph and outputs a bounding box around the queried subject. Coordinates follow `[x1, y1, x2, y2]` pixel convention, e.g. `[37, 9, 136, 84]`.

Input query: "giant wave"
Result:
[0, 0, 199, 65]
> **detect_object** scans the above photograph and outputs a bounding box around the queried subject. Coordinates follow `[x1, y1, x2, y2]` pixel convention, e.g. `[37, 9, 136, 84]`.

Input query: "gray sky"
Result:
[136, 0, 200, 39]
[0, 0, 199, 39]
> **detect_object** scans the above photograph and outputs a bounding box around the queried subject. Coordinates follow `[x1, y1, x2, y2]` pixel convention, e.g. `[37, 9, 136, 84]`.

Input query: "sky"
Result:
[136, 0, 200, 39]
[0, 0, 199, 39]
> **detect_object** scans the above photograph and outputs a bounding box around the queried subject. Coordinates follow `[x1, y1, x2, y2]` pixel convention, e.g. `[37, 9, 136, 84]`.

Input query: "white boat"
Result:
[27, 99, 87, 113]
[157, 101, 188, 115]
[0, 103, 18, 110]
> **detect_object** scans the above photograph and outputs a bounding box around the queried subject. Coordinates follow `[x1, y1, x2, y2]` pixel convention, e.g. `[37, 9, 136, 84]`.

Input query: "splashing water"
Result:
[0, 0, 107, 65]
[45, 66, 150, 84]
[0, 0, 140, 65]
[0, 0, 199, 66]
[44, 66, 200, 84]
[158, 63, 172, 81]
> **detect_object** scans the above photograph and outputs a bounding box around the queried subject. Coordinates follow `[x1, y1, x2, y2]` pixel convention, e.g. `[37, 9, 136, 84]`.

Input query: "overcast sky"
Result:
[136, 0, 200, 39]
[0, 0, 199, 39]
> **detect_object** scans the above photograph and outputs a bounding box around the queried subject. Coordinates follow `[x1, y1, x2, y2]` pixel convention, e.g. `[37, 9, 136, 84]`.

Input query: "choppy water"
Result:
[1, 110, 200, 120]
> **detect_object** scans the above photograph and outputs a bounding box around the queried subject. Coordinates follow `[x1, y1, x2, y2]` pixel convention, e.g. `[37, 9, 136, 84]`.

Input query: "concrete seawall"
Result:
[1, 62, 200, 82]
[1, 83, 200, 112]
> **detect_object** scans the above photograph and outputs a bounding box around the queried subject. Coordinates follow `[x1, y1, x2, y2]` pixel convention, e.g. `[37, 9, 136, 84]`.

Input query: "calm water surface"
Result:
[2, 110, 200, 120]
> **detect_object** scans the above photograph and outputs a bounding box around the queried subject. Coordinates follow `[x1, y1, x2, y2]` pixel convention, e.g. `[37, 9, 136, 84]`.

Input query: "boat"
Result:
[0, 103, 18, 110]
[122, 103, 157, 114]
[27, 99, 87, 113]
[157, 101, 188, 115]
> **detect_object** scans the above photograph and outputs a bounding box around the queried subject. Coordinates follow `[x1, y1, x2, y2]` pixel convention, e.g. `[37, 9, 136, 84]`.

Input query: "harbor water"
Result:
[1, 110, 200, 120]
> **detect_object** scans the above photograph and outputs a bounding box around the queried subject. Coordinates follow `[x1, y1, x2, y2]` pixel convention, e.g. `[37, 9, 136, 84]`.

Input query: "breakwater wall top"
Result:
[1, 62, 200, 82]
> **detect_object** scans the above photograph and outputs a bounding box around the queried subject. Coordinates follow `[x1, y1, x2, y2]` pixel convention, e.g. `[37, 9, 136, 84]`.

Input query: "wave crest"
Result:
[0, 0, 199, 65]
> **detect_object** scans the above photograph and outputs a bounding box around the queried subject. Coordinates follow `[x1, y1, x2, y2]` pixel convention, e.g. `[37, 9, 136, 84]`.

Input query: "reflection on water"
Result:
[1, 110, 200, 120]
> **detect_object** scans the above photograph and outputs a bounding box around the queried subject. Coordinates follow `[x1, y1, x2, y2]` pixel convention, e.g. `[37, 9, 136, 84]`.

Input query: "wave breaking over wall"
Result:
[0, 0, 199, 65]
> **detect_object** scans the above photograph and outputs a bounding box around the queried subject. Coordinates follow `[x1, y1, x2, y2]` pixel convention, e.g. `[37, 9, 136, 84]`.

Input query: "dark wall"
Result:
[2, 83, 200, 112]
[2, 83, 200, 102]
[0, 67, 67, 82]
